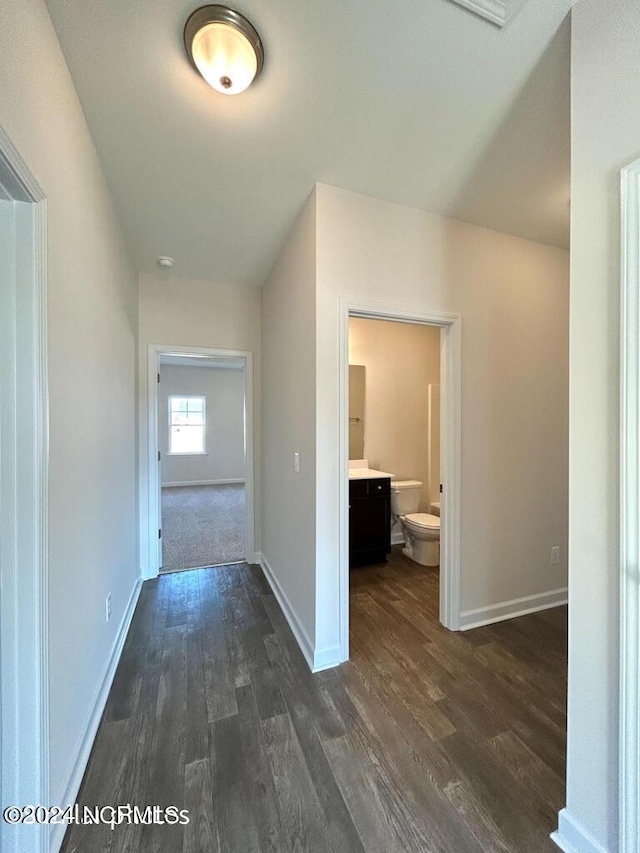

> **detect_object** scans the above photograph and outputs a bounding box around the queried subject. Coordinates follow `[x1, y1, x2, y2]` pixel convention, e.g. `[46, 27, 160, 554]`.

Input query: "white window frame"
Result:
[167, 394, 207, 456]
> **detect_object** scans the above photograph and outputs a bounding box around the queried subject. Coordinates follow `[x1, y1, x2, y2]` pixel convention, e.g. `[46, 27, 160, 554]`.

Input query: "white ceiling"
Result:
[45, 0, 571, 287]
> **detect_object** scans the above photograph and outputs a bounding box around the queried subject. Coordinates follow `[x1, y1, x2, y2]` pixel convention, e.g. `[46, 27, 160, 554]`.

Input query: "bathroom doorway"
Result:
[339, 302, 462, 659]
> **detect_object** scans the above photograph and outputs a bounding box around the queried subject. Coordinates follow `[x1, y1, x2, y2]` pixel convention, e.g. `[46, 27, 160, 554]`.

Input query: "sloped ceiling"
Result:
[45, 0, 571, 286]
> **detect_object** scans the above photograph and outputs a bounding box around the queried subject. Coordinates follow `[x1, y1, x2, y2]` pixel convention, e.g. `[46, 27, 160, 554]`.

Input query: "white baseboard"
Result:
[551, 809, 612, 853]
[258, 552, 315, 671]
[459, 587, 568, 630]
[50, 578, 143, 853]
[258, 553, 341, 673]
[312, 643, 343, 672]
[162, 478, 245, 487]
[390, 531, 405, 546]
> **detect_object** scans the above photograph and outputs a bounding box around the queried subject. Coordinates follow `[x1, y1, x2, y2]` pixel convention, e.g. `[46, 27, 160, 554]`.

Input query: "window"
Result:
[168, 396, 206, 454]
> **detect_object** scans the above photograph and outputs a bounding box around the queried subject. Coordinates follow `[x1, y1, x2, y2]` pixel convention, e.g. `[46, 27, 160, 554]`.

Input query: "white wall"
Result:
[0, 0, 138, 813]
[315, 183, 570, 654]
[159, 364, 245, 485]
[349, 317, 441, 511]
[138, 273, 261, 563]
[559, 2, 640, 850]
[261, 191, 318, 656]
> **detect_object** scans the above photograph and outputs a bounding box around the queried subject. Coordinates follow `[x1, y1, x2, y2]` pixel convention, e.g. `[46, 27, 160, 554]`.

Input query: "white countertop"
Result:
[348, 467, 394, 481]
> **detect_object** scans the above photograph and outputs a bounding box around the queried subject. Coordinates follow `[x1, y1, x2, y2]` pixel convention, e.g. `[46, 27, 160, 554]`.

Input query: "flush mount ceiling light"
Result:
[184, 5, 264, 95]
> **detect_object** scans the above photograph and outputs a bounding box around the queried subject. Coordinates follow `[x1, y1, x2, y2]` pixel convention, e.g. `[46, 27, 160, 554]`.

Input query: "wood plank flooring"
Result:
[61, 549, 567, 853]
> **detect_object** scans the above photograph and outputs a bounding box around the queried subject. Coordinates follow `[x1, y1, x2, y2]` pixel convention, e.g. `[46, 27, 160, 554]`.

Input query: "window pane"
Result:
[186, 411, 204, 425]
[171, 397, 188, 413]
[172, 413, 188, 425]
[170, 425, 204, 454]
[187, 400, 204, 412]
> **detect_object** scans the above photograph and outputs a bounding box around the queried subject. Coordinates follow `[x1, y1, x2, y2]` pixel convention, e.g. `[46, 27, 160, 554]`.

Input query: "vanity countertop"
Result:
[348, 467, 394, 481]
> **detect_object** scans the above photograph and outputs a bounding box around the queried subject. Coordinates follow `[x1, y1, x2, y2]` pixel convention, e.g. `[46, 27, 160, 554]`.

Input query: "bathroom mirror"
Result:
[349, 365, 366, 459]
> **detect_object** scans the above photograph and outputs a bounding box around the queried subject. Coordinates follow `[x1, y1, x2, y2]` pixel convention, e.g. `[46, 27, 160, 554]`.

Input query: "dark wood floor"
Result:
[61, 549, 567, 853]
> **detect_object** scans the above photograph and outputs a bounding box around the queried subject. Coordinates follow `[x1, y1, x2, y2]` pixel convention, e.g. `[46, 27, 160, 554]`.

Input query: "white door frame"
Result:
[144, 343, 255, 576]
[339, 299, 462, 658]
[620, 158, 640, 853]
[0, 127, 49, 853]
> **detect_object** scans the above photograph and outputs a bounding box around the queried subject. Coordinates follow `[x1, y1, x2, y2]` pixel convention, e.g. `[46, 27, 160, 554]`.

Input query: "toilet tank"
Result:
[391, 480, 423, 516]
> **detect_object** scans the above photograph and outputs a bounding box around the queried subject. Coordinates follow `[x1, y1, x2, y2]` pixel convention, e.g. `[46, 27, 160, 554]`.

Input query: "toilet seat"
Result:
[404, 512, 440, 531]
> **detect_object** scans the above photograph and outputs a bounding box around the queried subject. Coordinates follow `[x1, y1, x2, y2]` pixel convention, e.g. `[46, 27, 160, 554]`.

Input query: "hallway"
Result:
[61, 553, 566, 853]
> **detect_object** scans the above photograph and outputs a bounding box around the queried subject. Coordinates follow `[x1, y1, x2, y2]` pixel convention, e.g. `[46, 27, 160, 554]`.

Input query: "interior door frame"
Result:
[619, 156, 640, 853]
[144, 343, 255, 577]
[0, 125, 50, 853]
[339, 299, 462, 661]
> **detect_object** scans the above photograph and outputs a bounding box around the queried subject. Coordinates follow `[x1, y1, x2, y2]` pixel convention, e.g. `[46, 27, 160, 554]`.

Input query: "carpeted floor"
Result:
[161, 484, 245, 572]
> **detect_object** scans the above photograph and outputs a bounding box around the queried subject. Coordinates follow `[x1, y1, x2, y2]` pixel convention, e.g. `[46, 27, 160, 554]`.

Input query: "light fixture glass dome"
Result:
[185, 6, 264, 96]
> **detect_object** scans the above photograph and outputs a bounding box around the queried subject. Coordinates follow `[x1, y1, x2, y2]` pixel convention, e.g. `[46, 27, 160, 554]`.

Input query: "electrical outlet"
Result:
[550, 546, 560, 565]
[105, 593, 112, 623]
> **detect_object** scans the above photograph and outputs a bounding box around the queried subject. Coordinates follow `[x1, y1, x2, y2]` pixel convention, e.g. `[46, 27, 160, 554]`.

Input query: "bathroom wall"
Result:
[159, 363, 245, 486]
[349, 317, 441, 512]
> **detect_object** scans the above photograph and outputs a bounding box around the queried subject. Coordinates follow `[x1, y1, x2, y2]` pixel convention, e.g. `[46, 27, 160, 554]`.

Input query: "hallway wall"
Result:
[560, 1, 640, 849]
[261, 191, 318, 661]
[138, 273, 262, 563]
[0, 0, 138, 819]
[315, 183, 570, 655]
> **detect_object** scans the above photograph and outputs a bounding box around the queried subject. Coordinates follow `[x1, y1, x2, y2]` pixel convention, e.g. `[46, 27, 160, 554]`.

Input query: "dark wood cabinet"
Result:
[349, 477, 391, 566]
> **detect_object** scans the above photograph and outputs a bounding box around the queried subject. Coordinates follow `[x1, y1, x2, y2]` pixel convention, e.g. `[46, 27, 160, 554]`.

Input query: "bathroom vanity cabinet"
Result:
[349, 477, 391, 566]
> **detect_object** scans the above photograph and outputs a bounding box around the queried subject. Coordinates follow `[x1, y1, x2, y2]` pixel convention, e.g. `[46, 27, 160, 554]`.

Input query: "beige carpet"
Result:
[161, 484, 245, 572]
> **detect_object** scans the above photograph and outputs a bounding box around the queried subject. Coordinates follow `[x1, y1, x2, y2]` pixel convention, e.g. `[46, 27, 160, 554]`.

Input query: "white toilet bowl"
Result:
[390, 480, 441, 567]
[401, 512, 440, 567]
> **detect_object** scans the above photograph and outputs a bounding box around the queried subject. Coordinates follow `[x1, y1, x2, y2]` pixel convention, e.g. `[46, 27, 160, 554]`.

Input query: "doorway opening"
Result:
[338, 301, 461, 661]
[346, 314, 450, 638]
[145, 345, 255, 577]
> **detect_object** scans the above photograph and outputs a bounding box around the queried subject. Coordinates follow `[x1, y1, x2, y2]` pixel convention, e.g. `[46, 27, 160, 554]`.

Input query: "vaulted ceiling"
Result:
[45, 0, 571, 286]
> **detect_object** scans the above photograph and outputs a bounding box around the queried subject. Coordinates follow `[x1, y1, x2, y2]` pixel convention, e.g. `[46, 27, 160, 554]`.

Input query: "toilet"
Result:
[391, 480, 440, 567]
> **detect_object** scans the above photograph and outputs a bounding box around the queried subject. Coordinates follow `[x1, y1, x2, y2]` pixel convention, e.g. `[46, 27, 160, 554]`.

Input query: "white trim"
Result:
[448, 0, 524, 26]
[551, 808, 612, 853]
[162, 478, 246, 487]
[312, 644, 343, 673]
[0, 124, 49, 853]
[459, 587, 568, 631]
[619, 159, 640, 853]
[50, 580, 142, 853]
[450, 0, 506, 25]
[339, 299, 462, 662]
[142, 344, 256, 577]
[258, 553, 315, 670]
